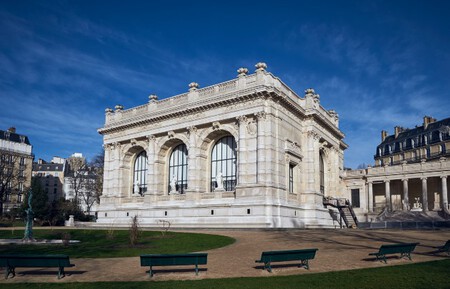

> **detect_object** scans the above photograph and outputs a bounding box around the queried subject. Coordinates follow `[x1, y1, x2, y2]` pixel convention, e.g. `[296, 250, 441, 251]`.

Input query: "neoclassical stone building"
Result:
[344, 117, 450, 222]
[97, 63, 348, 228]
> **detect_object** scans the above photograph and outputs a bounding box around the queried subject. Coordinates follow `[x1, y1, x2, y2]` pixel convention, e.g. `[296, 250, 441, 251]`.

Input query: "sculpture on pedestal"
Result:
[170, 175, 177, 194]
[23, 188, 35, 242]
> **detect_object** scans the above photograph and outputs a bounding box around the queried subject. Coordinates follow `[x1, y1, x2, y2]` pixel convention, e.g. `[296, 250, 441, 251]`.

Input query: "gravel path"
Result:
[1, 229, 449, 283]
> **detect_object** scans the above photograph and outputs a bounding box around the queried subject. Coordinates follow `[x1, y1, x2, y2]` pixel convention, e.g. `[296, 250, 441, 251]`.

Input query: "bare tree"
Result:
[0, 151, 20, 216]
[66, 155, 88, 206]
[78, 174, 98, 215]
[89, 151, 104, 204]
[67, 151, 104, 215]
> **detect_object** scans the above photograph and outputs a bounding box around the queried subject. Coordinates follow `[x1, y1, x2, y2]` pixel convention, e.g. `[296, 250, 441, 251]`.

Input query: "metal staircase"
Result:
[323, 197, 359, 228]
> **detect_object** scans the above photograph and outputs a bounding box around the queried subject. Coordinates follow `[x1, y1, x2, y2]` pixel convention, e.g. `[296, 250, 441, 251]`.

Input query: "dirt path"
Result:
[1, 229, 449, 283]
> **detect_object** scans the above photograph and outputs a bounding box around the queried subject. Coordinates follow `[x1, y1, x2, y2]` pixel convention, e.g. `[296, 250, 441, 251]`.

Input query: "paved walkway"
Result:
[1, 229, 449, 283]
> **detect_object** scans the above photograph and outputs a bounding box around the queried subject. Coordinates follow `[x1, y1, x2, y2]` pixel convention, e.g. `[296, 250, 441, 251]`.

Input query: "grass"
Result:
[0, 259, 449, 289]
[0, 229, 235, 258]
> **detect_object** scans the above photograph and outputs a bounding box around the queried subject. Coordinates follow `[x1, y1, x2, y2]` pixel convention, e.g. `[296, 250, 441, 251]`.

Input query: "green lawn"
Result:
[0, 259, 449, 289]
[0, 229, 235, 258]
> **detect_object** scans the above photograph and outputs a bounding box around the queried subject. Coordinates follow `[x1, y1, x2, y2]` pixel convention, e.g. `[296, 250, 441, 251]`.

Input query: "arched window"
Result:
[133, 151, 147, 195]
[211, 136, 237, 191]
[319, 152, 325, 194]
[168, 144, 188, 194]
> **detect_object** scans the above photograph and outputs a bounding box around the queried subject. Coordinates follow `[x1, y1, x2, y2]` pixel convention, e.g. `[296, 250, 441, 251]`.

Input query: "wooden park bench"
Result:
[369, 243, 419, 263]
[435, 240, 450, 255]
[140, 253, 207, 277]
[0, 254, 75, 279]
[255, 248, 318, 272]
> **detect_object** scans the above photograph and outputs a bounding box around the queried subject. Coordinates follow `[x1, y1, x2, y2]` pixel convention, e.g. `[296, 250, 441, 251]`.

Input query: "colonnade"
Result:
[367, 176, 449, 212]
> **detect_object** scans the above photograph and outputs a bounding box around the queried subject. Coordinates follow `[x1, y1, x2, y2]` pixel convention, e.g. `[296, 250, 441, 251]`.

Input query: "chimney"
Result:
[423, 116, 437, 129]
[7, 127, 16, 133]
[394, 126, 404, 138]
[381, 130, 388, 142]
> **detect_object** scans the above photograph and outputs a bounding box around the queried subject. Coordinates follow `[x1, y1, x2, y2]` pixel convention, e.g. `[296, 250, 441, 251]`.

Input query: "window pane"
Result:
[211, 136, 237, 191]
[133, 151, 148, 195]
[169, 144, 188, 194]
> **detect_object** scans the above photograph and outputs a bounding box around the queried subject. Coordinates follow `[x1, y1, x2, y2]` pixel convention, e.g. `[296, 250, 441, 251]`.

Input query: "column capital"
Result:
[421, 177, 428, 181]
[367, 181, 373, 185]
[441, 175, 448, 180]
[384, 179, 391, 183]
[402, 178, 409, 182]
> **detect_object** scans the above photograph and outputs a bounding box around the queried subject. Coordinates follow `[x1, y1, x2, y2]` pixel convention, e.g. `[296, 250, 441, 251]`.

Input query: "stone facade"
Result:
[0, 127, 33, 213]
[344, 117, 450, 222]
[32, 159, 65, 203]
[97, 63, 348, 228]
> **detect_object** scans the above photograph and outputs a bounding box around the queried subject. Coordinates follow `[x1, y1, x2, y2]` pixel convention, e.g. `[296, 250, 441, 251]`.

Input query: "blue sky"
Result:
[1, 0, 449, 168]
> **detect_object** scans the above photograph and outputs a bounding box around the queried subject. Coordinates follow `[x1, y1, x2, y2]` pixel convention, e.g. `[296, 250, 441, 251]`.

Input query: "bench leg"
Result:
[375, 254, 387, 264]
[400, 252, 412, 261]
[301, 259, 310, 270]
[58, 267, 65, 279]
[195, 264, 199, 276]
[264, 262, 272, 273]
[149, 266, 153, 278]
[5, 266, 15, 279]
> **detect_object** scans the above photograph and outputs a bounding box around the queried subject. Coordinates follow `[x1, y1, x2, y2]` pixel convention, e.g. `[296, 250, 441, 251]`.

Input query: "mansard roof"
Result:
[0, 129, 31, 145]
[379, 117, 450, 146]
[33, 163, 64, 172]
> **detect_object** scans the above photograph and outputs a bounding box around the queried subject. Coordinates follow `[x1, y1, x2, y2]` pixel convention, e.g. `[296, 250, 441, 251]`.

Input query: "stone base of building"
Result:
[95, 195, 336, 229]
[358, 221, 450, 229]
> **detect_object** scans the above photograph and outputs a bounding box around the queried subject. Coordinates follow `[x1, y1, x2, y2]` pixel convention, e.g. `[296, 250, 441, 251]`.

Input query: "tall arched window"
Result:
[133, 151, 148, 195]
[211, 136, 237, 191]
[319, 152, 325, 194]
[168, 144, 188, 194]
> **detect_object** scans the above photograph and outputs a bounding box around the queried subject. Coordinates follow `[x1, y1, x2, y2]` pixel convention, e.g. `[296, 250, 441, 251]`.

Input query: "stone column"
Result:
[402, 179, 409, 211]
[185, 126, 202, 193]
[442, 176, 448, 211]
[367, 181, 374, 213]
[145, 135, 157, 195]
[385, 180, 392, 212]
[421, 177, 428, 212]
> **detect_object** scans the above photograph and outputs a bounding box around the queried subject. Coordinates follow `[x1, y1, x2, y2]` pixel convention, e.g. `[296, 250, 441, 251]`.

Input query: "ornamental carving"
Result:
[130, 138, 137, 146]
[147, 135, 156, 142]
[255, 111, 267, 120]
[247, 121, 257, 135]
[307, 130, 321, 140]
[187, 126, 198, 135]
[236, 115, 247, 124]
[212, 122, 221, 130]
[168, 131, 175, 139]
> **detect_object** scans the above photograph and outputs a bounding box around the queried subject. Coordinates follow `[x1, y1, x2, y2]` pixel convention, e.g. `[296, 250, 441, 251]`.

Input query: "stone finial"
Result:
[114, 105, 124, 111]
[305, 88, 315, 97]
[255, 62, 267, 72]
[189, 82, 199, 91]
[105, 108, 114, 114]
[148, 94, 158, 102]
[237, 67, 249, 77]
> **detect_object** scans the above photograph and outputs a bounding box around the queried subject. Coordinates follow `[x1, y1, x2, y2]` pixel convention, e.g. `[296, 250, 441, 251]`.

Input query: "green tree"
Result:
[22, 178, 48, 223]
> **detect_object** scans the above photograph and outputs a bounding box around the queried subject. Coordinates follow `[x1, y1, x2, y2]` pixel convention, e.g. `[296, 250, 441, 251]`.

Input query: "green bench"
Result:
[140, 253, 207, 277]
[435, 240, 450, 255]
[369, 243, 419, 263]
[255, 248, 318, 272]
[0, 254, 75, 279]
